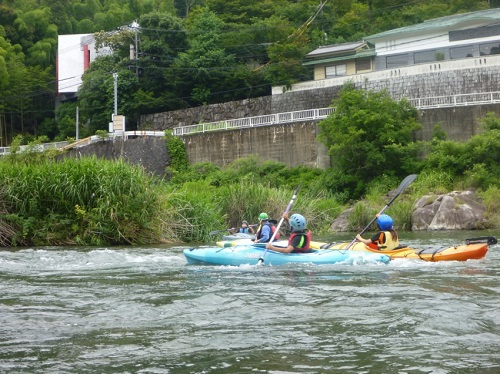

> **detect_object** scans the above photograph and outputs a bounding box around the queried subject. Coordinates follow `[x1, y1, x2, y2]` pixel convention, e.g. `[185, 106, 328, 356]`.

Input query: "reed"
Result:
[216, 182, 342, 235]
[480, 186, 500, 228]
[0, 156, 161, 245]
[157, 181, 226, 243]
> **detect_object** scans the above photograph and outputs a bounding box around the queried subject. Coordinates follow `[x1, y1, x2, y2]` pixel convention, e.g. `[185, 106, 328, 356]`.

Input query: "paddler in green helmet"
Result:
[254, 212, 280, 243]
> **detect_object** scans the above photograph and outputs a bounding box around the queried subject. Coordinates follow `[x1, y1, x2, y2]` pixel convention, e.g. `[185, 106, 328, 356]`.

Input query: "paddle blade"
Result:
[465, 236, 497, 245]
[387, 174, 418, 204]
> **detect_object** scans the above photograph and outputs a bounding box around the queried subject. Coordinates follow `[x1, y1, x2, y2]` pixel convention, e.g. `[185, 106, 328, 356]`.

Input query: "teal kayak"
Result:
[183, 243, 390, 266]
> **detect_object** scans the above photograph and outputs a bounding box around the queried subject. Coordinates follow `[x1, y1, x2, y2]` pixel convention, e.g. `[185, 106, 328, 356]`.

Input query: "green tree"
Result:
[318, 83, 422, 199]
[423, 112, 500, 188]
[173, 7, 237, 105]
[77, 55, 139, 134]
[136, 12, 188, 110]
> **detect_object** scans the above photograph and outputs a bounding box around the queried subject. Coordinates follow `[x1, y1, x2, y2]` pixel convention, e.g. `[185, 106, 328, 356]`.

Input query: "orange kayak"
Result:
[319, 236, 496, 262]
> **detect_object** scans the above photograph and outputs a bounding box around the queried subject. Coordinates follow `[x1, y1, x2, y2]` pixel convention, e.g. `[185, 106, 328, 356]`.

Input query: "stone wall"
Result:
[136, 64, 500, 169]
[139, 64, 500, 131]
[140, 96, 271, 130]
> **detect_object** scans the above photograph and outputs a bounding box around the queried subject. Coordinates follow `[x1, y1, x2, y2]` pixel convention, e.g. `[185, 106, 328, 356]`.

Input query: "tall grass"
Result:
[0, 156, 161, 245]
[215, 182, 343, 236]
[157, 181, 226, 243]
[479, 186, 500, 228]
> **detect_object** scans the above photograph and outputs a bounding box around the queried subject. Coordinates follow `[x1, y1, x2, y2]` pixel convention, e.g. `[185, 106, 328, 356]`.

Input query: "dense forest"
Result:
[1, 0, 498, 145]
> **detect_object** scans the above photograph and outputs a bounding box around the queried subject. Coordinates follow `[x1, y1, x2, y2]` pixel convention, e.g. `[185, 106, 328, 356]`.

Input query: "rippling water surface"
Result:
[1, 231, 499, 373]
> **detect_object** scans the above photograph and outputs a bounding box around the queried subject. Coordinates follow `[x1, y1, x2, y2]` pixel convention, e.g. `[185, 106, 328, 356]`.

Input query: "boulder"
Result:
[411, 191, 488, 230]
[329, 208, 354, 232]
[329, 190, 489, 232]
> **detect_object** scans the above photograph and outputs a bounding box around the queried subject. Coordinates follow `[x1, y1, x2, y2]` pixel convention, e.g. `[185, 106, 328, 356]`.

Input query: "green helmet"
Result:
[258, 212, 269, 220]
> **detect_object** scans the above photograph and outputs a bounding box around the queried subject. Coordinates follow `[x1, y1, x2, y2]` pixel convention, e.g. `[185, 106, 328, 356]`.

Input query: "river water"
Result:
[1, 231, 499, 374]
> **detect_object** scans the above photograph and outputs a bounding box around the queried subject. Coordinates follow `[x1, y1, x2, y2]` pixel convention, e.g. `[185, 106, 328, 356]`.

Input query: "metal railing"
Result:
[173, 91, 500, 136]
[0, 130, 165, 155]
[2, 90, 499, 154]
[173, 108, 336, 136]
[408, 91, 500, 109]
[0, 141, 69, 156]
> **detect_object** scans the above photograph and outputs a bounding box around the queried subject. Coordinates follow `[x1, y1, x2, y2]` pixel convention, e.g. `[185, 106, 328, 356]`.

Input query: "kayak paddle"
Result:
[257, 183, 302, 265]
[324, 174, 418, 250]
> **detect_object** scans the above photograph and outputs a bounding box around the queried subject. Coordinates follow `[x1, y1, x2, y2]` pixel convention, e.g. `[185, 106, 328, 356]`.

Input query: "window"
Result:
[325, 64, 347, 78]
[355, 58, 371, 71]
[414, 50, 445, 64]
[480, 42, 500, 56]
[450, 24, 500, 42]
[386, 54, 408, 68]
[450, 45, 474, 59]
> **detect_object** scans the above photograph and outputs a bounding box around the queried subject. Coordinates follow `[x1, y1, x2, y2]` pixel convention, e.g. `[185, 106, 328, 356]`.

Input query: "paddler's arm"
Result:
[265, 242, 294, 253]
[355, 234, 372, 245]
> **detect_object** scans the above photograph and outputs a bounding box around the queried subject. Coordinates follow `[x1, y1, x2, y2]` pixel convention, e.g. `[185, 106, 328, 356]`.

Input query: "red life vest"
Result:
[288, 230, 311, 252]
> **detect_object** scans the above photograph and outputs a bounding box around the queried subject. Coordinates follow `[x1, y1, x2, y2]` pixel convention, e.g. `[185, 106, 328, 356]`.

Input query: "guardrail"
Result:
[408, 91, 500, 109]
[2, 90, 499, 153]
[173, 91, 500, 136]
[173, 108, 336, 136]
[0, 141, 69, 156]
[0, 130, 165, 155]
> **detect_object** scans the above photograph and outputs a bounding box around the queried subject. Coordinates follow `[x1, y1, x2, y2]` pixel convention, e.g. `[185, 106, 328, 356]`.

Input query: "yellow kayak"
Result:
[217, 237, 496, 262]
[318, 237, 495, 262]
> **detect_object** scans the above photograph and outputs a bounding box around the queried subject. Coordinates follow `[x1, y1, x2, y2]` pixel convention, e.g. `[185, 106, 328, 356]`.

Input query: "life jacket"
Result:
[371, 230, 400, 250]
[289, 230, 312, 253]
[238, 227, 249, 234]
[256, 221, 280, 242]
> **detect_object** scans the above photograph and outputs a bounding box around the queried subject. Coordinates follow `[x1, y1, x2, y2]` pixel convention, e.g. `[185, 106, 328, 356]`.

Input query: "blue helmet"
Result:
[290, 213, 306, 231]
[377, 214, 393, 230]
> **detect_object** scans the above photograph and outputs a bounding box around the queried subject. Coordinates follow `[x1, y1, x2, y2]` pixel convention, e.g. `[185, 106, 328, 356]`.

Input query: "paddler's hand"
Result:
[265, 243, 272, 249]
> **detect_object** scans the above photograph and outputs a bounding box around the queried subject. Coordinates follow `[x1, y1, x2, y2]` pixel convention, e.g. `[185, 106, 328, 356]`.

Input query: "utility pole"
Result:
[76, 106, 79, 140]
[131, 20, 139, 78]
[113, 72, 118, 115]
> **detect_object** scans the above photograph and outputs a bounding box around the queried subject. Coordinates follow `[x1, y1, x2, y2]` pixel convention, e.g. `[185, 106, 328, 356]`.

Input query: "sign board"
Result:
[112, 115, 125, 132]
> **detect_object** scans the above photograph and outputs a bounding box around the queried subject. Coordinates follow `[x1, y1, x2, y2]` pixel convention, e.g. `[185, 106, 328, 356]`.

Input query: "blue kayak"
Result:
[183, 244, 390, 266]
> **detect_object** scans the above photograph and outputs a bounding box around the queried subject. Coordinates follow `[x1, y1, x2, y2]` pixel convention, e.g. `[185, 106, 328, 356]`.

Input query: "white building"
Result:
[56, 34, 112, 102]
[366, 8, 500, 70]
[296, 8, 500, 89]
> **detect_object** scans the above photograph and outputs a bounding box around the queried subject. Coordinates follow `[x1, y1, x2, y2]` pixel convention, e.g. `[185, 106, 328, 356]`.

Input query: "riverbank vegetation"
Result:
[2, 84, 500, 246]
[1, 105, 499, 247]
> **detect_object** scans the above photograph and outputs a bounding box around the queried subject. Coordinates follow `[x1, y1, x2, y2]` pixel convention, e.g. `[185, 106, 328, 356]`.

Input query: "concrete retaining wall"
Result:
[183, 122, 330, 168]
[181, 102, 500, 167]
[133, 64, 500, 169]
[63, 137, 168, 178]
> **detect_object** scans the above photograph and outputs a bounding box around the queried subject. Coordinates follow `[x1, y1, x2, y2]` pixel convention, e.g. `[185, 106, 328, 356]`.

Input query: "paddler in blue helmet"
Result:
[356, 214, 400, 250]
[266, 213, 312, 253]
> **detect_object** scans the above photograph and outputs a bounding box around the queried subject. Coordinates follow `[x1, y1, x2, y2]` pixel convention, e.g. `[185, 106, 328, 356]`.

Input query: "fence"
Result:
[2, 90, 500, 154]
[0, 131, 165, 155]
[173, 91, 500, 136]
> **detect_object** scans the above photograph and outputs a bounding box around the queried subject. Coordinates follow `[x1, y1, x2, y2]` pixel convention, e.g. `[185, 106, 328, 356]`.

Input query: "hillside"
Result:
[0, 0, 495, 144]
